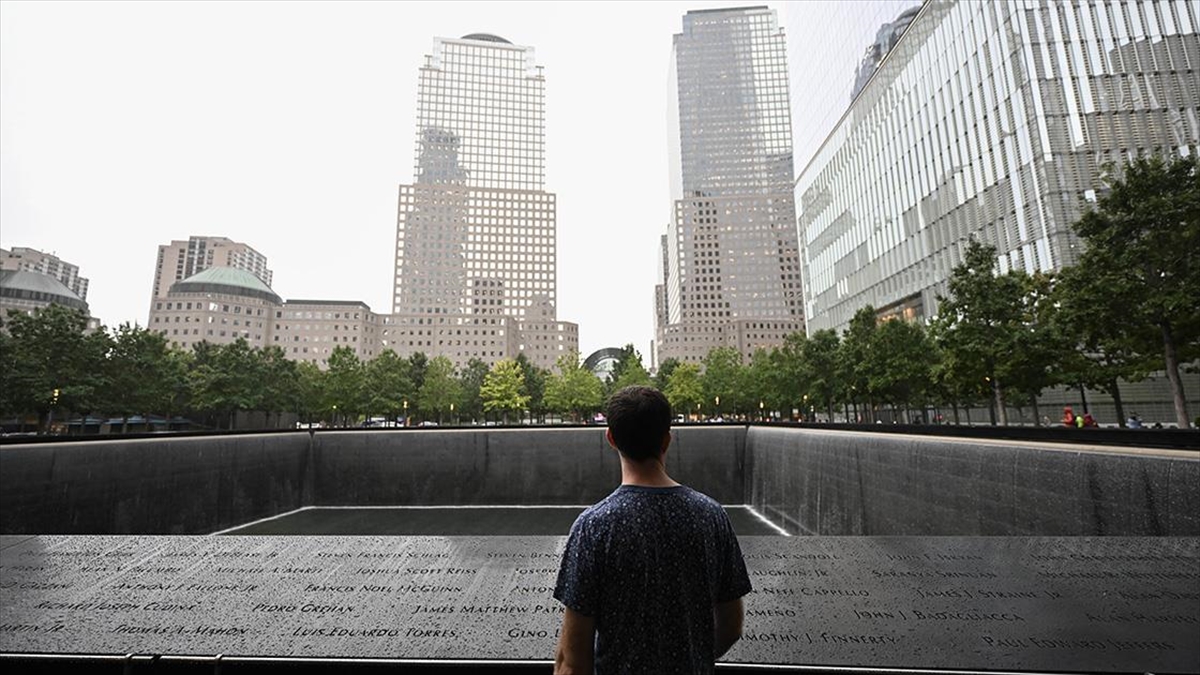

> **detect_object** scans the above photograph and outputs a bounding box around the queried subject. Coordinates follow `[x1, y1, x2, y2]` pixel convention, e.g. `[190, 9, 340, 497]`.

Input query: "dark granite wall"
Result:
[0, 433, 312, 535]
[311, 426, 745, 506]
[745, 426, 1200, 536]
[4, 426, 1191, 536]
[0, 427, 745, 533]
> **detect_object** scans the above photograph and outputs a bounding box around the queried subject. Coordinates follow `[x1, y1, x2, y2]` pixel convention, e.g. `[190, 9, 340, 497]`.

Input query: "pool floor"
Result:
[218, 506, 783, 536]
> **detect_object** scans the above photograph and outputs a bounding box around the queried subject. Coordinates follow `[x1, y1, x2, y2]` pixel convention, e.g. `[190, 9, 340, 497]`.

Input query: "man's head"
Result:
[605, 386, 672, 461]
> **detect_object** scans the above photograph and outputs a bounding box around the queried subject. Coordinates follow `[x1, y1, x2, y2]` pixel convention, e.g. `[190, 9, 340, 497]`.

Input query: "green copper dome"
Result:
[170, 267, 280, 304]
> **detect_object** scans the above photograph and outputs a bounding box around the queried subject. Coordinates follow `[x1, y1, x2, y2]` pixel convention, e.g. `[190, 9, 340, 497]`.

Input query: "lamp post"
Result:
[803, 394, 809, 422]
[403, 400, 408, 427]
[696, 402, 701, 422]
[332, 404, 338, 428]
[759, 400, 764, 422]
[449, 402, 455, 426]
[715, 396, 720, 421]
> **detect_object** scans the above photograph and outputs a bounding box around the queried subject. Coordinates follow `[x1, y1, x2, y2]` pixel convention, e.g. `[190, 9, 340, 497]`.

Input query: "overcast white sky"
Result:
[1, 0, 915, 361]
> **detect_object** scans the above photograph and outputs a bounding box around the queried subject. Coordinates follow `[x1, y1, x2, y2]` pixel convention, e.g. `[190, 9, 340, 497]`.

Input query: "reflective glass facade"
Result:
[392, 35, 575, 369]
[657, 7, 804, 364]
[798, 0, 1200, 333]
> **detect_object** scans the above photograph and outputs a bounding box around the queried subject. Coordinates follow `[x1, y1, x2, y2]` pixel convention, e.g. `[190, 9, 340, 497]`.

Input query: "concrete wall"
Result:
[312, 426, 745, 506]
[0, 433, 312, 535]
[746, 426, 1200, 536]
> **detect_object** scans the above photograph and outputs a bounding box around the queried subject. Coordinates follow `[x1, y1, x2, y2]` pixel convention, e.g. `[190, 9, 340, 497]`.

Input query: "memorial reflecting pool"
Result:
[216, 506, 783, 536]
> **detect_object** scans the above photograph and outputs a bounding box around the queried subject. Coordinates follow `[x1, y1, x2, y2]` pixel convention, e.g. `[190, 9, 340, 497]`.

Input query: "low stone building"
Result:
[149, 267, 279, 351]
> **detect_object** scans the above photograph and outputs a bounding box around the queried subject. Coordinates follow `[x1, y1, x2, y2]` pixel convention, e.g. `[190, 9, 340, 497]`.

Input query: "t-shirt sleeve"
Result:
[715, 513, 752, 603]
[554, 516, 599, 616]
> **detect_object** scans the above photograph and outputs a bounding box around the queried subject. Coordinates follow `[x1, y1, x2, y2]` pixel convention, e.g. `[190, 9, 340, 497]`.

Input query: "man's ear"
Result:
[660, 430, 672, 455]
[606, 427, 618, 450]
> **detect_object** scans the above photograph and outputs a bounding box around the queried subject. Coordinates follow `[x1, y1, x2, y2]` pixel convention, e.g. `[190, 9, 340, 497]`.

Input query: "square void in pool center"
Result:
[219, 506, 782, 536]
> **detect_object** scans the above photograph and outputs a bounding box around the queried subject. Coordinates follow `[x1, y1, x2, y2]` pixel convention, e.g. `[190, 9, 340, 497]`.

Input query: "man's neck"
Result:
[619, 457, 678, 488]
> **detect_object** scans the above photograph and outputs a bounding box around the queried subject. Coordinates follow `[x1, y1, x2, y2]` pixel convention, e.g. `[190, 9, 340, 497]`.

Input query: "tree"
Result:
[2, 305, 111, 433]
[256, 346, 299, 428]
[364, 349, 414, 423]
[1004, 272, 1073, 424]
[417, 355, 460, 423]
[104, 323, 180, 431]
[408, 352, 429, 394]
[653, 358, 680, 392]
[744, 348, 780, 420]
[513, 353, 548, 422]
[664, 362, 704, 418]
[1064, 154, 1199, 427]
[188, 339, 262, 429]
[292, 360, 326, 426]
[481, 359, 530, 423]
[932, 240, 1029, 425]
[802, 329, 842, 421]
[773, 332, 808, 418]
[866, 318, 935, 422]
[544, 351, 604, 422]
[610, 344, 652, 392]
[702, 346, 744, 416]
[457, 358, 491, 422]
[325, 346, 365, 426]
[1052, 263, 1156, 426]
[839, 306, 878, 421]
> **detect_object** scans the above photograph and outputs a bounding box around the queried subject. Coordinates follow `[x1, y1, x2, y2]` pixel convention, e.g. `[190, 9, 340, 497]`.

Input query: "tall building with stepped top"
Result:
[391, 34, 577, 369]
[654, 7, 804, 366]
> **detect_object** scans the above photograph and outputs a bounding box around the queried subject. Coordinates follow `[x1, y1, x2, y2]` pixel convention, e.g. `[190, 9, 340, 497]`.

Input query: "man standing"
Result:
[553, 386, 751, 674]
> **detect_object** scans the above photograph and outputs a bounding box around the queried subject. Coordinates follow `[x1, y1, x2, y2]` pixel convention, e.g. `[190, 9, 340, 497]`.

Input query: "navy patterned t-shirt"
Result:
[554, 484, 752, 674]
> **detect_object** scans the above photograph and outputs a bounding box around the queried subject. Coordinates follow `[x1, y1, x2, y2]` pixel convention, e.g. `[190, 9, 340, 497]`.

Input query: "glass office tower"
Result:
[798, 0, 1200, 333]
[655, 7, 804, 365]
[392, 34, 576, 369]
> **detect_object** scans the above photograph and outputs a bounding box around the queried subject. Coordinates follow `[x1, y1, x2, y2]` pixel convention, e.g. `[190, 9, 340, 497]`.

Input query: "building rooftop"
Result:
[171, 267, 281, 304]
[284, 299, 372, 310]
[0, 269, 88, 312]
[460, 33, 511, 44]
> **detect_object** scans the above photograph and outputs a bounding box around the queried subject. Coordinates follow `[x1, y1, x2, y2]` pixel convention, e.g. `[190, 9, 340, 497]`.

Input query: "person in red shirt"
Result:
[1062, 406, 1076, 427]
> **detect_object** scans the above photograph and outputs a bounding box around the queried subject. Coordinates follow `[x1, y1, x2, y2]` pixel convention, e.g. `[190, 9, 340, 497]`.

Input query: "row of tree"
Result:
[0, 303, 630, 431]
[1, 156, 1195, 431]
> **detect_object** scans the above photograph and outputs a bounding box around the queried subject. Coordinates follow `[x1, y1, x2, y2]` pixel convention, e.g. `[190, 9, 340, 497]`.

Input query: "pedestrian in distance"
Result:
[1062, 406, 1076, 427]
[553, 386, 751, 675]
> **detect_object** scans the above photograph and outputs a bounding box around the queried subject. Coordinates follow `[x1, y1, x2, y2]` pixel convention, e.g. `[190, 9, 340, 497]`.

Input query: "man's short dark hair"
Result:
[606, 386, 672, 461]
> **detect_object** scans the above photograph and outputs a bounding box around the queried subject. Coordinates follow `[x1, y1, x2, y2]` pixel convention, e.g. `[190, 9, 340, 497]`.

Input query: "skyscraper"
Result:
[850, 5, 921, 101]
[655, 7, 803, 365]
[797, 0, 1200, 334]
[391, 34, 577, 369]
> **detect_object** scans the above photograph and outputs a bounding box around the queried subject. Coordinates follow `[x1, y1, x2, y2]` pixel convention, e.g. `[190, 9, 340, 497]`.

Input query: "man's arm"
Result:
[713, 596, 744, 659]
[554, 606, 596, 675]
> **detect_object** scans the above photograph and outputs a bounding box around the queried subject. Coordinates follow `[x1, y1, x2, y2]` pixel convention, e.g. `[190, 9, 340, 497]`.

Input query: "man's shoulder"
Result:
[575, 484, 725, 526]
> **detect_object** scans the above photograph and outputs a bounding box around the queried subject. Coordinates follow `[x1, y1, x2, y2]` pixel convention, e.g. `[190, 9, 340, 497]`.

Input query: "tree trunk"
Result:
[993, 377, 1008, 426]
[1160, 320, 1192, 428]
[1108, 378, 1126, 428]
[1031, 398, 1041, 427]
